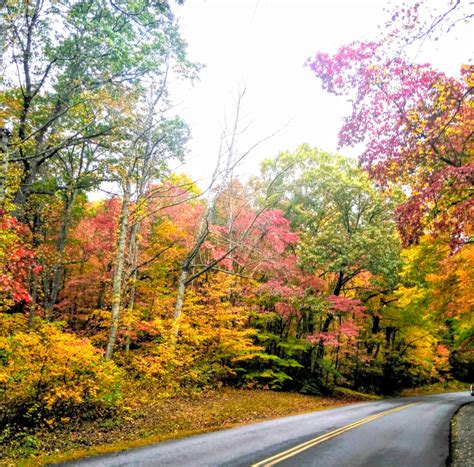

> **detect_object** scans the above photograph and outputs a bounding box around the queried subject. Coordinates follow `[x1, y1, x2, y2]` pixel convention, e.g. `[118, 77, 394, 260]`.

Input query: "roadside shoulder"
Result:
[450, 402, 474, 466]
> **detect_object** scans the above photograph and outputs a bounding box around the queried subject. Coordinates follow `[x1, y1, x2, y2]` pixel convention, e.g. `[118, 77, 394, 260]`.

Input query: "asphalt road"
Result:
[65, 392, 472, 467]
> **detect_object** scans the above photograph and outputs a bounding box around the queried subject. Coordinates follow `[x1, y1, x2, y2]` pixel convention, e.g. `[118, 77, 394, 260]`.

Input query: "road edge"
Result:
[27, 391, 466, 466]
[447, 400, 474, 466]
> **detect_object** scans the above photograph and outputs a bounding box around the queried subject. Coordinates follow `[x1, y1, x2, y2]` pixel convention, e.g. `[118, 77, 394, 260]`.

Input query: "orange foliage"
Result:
[0, 317, 122, 426]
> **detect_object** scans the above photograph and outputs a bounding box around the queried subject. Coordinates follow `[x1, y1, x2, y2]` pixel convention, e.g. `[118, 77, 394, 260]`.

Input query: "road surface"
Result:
[65, 392, 472, 467]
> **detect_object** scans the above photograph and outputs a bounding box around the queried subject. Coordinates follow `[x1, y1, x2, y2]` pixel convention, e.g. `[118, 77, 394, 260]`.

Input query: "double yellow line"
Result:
[251, 402, 419, 466]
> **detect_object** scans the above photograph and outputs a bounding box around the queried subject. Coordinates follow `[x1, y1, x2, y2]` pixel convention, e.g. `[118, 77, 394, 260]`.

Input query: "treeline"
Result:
[0, 0, 472, 433]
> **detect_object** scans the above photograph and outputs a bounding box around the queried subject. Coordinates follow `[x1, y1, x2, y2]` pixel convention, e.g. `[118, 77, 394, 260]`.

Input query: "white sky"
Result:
[169, 0, 473, 186]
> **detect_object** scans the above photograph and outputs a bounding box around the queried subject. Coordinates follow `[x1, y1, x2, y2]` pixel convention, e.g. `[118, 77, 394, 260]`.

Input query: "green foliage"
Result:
[259, 145, 402, 291]
[234, 326, 309, 390]
[243, 369, 293, 389]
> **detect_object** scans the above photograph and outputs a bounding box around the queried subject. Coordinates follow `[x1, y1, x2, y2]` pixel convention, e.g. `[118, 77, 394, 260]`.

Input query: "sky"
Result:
[169, 0, 473, 187]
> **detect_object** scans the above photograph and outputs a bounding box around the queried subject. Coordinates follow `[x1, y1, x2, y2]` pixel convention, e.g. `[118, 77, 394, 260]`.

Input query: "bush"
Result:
[0, 319, 122, 428]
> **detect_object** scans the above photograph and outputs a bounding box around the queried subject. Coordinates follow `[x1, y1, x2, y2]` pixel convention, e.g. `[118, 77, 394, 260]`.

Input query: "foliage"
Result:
[0, 212, 37, 309]
[259, 145, 401, 292]
[254, 146, 403, 392]
[0, 1, 472, 452]
[307, 45, 473, 249]
[0, 318, 122, 428]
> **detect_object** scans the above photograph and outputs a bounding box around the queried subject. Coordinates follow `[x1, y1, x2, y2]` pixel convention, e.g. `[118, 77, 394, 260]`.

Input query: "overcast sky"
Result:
[169, 0, 473, 186]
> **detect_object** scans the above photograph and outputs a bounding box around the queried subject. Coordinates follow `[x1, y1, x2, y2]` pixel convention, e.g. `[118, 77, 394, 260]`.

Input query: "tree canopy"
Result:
[0, 1, 472, 460]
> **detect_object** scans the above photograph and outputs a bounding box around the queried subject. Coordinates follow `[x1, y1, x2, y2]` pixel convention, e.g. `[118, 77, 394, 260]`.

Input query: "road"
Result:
[65, 392, 472, 467]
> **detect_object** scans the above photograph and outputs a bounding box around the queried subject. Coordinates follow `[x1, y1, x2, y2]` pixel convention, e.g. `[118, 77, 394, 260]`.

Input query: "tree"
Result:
[171, 89, 281, 339]
[57, 198, 121, 325]
[1, 0, 195, 212]
[40, 142, 103, 319]
[105, 85, 191, 360]
[381, 0, 473, 56]
[257, 145, 401, 389]
[259, 145, 401, 297]
[0, 213, 37, 312]
[395, 234, 473, 382]
[307, 44, 473, 248]
[1, 1, 197, 355]
[0, 129, 11, 208]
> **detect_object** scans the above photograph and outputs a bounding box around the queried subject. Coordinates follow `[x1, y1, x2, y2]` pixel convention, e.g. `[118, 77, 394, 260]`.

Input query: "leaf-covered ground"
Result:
[2, 386, 375, 465]
[400, 381, 468, 397]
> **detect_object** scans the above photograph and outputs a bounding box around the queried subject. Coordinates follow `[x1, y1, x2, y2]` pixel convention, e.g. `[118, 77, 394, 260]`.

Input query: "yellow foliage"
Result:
[0, 311, 29, 335]
[395, 285, 426, 309]
[124, 273, 261, 393]
[427, 243, 474, 318]
[0, 319, 122, 424]
[400, 328, 448, 380]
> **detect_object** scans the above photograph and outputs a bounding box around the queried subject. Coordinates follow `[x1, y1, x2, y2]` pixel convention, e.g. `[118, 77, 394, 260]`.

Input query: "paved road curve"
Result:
[66, 392, 472, 467]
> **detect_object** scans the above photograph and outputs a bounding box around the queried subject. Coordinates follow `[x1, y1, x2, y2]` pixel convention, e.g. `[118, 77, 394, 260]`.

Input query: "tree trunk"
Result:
[70, 260, 85, 327]
[172, 201, 212, 339]
[333, 270, 345, 296]
[0, 129, 10, 207]
[105, 193, 130, 360]
[316, 312, 334, 361]
[43, 191, 76, 318]
[316, 270, 344, 361]
[125, 222, 140, 353]
[27, 212, 42, 321]
[12, 166, 37, 217]
[173, 268, 189, 338]
[96, 264, 111, 309]
[28, 273, 38, 328]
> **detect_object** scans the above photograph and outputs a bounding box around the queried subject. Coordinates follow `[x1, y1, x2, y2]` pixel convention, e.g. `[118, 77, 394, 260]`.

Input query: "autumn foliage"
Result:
[0, 316, 122, 427]
[0, 213, 37, 307]
[0, 1, 472, 453]
[307, 44, 473, 248]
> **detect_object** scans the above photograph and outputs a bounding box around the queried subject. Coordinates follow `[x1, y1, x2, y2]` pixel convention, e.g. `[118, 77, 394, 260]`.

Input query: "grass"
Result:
[400, 380, 469, 396]
[1, 385, 376, 466]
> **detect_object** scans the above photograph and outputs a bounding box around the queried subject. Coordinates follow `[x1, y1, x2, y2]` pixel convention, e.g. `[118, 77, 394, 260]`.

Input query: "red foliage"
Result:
[0, 212, 38, 304]
[307, 44, 473, 247]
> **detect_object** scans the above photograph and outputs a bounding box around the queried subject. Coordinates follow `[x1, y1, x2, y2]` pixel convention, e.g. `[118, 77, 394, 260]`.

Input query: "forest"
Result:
[0, 0, 472, 461]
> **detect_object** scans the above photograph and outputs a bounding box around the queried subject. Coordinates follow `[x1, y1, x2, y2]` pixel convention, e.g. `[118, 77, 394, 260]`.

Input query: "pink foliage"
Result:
[327, 295, 366, 317]
[308, 331, 340, 347]
[308, 318, 361, 348]
[308, 43, 473, 247]
[275, 302, 295, 317]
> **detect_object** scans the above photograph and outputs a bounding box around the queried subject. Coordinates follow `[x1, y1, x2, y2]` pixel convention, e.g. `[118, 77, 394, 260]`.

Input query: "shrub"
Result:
[0, 319, 122, 427]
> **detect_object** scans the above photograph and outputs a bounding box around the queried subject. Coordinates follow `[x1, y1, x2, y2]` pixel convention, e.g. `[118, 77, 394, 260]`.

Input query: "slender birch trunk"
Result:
[172, 203, 212, 337]
[172, 268, 188, 340]
[105, 191, 130, 360]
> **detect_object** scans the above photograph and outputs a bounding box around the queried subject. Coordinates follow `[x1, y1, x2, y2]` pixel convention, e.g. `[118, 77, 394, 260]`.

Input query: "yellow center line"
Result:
[251, 402, 419, 467]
